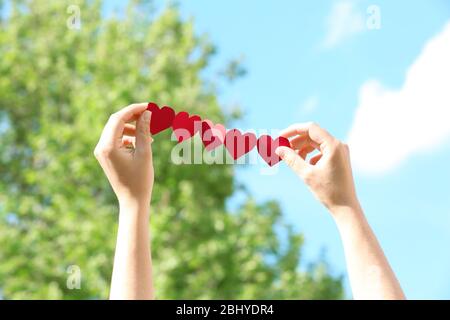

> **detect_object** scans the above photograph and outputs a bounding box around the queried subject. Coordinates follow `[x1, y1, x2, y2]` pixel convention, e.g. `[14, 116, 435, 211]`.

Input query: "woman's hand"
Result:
[94, 103, 155, 299]
[275, 122, 358, 214]
[94, 103, 154, 207]
[276, 122, 405, 299]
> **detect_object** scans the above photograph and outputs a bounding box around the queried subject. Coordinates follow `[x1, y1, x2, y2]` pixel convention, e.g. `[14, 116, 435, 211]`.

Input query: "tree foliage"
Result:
[0, 0, 343, 299]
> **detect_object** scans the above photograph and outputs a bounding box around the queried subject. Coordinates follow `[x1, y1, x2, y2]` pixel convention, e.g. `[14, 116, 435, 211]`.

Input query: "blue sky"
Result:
[172, 0, 450, 299]
[101, 0, 450, 298]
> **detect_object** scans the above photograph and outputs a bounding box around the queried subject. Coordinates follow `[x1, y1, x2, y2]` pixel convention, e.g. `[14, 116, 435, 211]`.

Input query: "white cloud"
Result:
[299, 95, 319, 115]
[347, 22, 450, 174]
[322, 0, 365, 49]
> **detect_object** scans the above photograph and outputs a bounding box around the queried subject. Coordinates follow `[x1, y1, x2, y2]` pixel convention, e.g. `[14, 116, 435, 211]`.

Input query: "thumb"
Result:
[275, 146, 309, 177]
[135, 110, 153, 158]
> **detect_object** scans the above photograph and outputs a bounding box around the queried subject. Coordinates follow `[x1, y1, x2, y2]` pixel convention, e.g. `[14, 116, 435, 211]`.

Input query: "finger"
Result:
[290, 135, 308, 150]
[102, 103, 148, 147]
[275, 146, 310, 177]
[116, 102, 149, 119]
[299, 145, 315, 160]
[279, 122, 335, 152]
[126, 114, 141, 123]
[123, 124, 136, 136]
[309, 153, 322, 165]
[122, 136, 136, 148]
[135, 110, 153, 158]
[113, 102, 148, 134]
[290, 135, 320, 151]
[279, 122, 314, 138]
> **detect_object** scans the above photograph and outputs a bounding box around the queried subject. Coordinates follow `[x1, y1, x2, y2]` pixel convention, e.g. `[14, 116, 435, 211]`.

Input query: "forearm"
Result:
[110, 200, 154, 299]
[333, 203, 405, 300]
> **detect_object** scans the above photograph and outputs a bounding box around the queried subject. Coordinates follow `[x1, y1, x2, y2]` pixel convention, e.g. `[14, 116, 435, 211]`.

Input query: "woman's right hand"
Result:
[275, 122, 359, 215]
[276, 122, 406, 300]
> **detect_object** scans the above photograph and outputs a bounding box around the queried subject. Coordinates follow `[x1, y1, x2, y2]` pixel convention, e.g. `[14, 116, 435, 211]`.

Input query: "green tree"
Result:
[0, 0, 343, 299]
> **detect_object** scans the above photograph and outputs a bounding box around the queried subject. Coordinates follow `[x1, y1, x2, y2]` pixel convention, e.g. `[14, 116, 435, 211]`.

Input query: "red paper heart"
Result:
[224, 129, 257, 160]
[201, 120, 226, 151]
[172, 111, 202, 143]
[257, 135, 291, 166]
[146, 102, 175, 135]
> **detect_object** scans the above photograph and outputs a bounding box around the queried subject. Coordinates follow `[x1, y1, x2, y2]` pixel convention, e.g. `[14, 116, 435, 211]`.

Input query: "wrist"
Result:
[118, 197, 151, 219]
[117, 189, 151, 208]
[329, 201, 364, 226]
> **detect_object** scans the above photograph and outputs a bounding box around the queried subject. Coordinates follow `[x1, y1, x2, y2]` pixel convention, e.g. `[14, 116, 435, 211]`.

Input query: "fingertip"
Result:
[277, 128, 292, 139]
[136, 110, 151, 141]
[275, 146, 289, 158]
[143, 110, 151, 122]
[275, 146, 282, 156]
[139, 110, 151, 133]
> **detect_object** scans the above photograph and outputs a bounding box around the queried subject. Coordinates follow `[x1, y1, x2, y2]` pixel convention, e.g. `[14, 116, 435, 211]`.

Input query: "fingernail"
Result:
[143, 110, 150, 121]
[275, 147, 284, 157]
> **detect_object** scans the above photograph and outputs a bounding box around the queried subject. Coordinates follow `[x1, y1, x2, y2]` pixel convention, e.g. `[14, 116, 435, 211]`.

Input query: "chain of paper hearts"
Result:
[146, 102, 291, 166]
